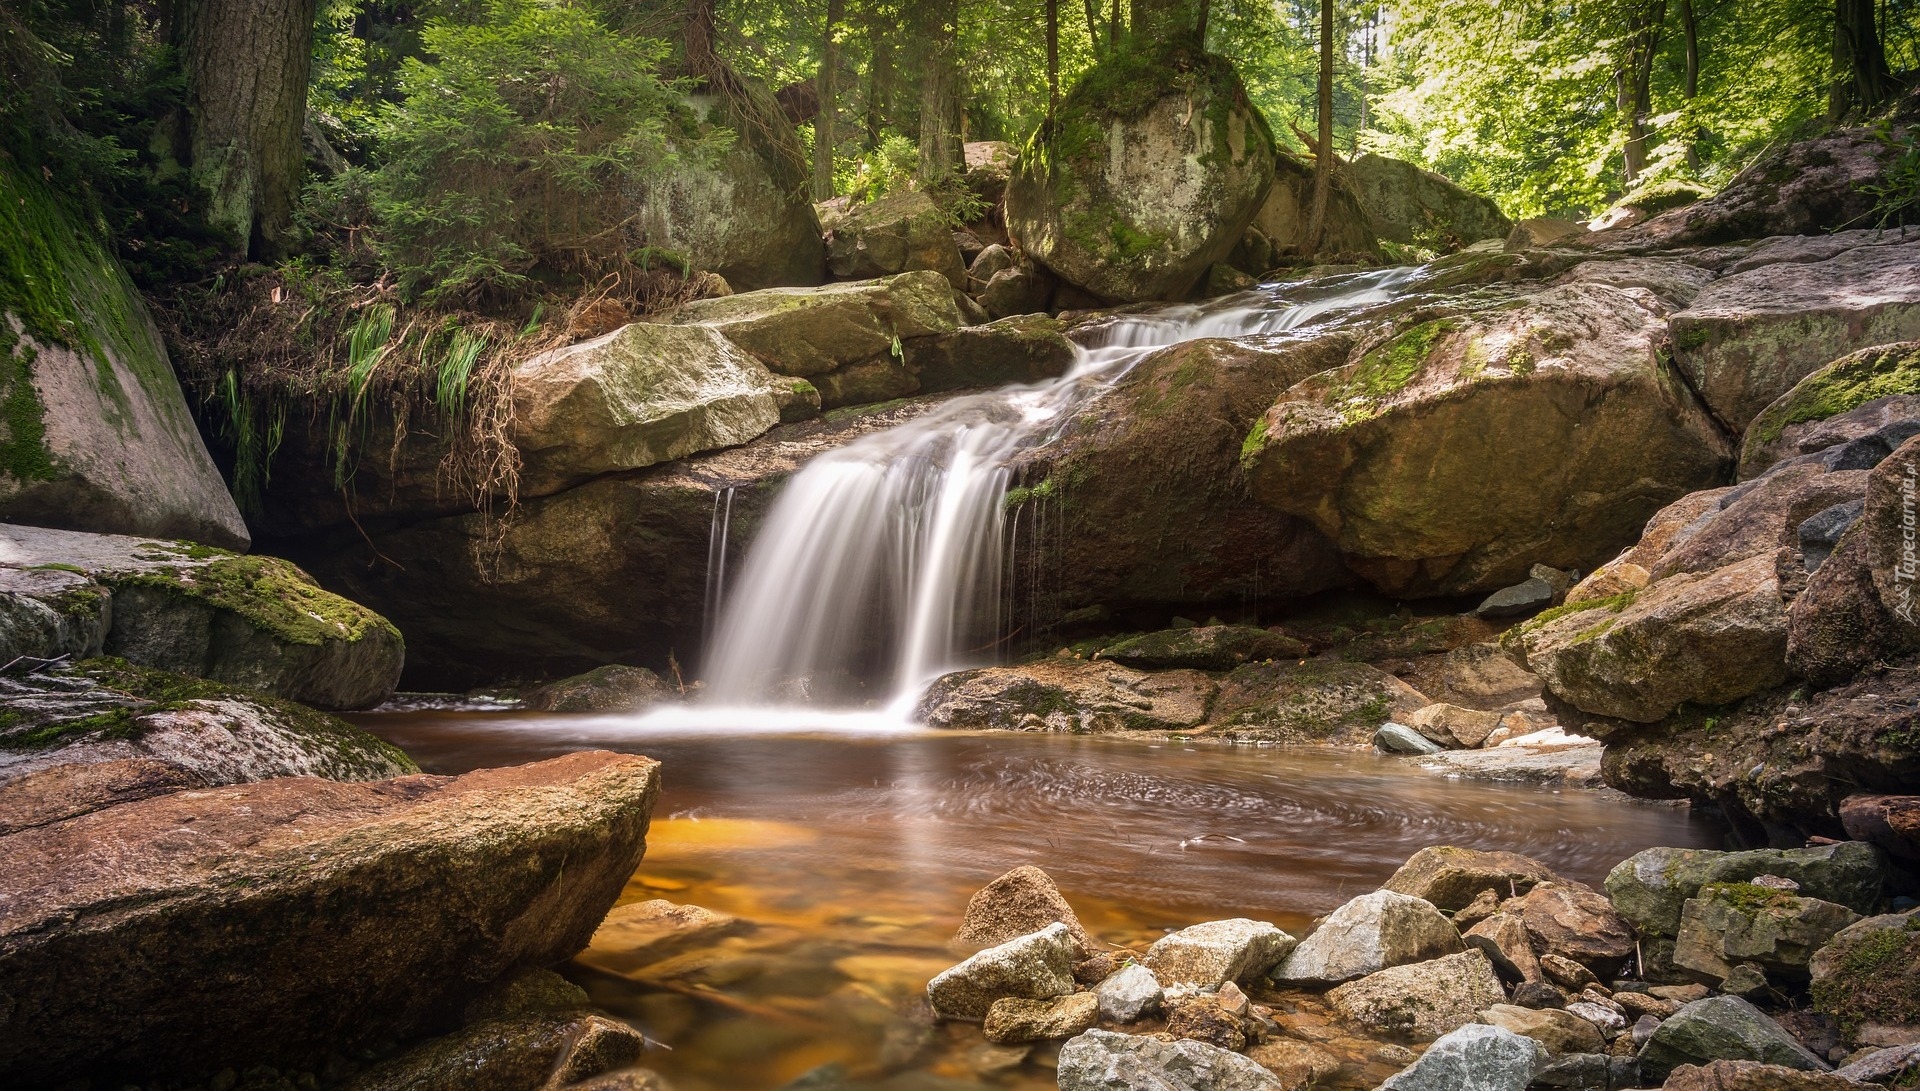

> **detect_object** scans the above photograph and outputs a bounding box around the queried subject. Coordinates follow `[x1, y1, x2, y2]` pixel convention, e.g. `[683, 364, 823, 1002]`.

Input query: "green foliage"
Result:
[1860, 119, 1920, 228]
[838, 133, 920, 202]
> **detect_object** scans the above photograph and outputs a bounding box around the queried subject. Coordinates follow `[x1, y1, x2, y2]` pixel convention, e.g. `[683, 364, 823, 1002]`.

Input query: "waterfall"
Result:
[694, 267, 1421, 714]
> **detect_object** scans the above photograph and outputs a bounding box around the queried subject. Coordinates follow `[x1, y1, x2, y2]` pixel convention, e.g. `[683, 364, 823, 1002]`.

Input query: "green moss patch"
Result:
[1812, 913, 1920, 1034]
[1746, 342, 1920, 447]
[107, 552, 400, 647]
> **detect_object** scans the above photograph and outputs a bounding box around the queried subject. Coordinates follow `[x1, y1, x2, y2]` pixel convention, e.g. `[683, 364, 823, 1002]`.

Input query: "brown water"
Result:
[357, 712, 1728, 1091]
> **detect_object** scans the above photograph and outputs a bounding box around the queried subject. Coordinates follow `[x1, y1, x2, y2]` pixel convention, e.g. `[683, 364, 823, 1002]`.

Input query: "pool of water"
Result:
[356, 712, 1728, 1090]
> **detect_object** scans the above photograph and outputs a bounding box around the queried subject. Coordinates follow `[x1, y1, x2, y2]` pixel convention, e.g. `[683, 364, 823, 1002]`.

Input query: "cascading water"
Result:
[685, 267, 1421, 720]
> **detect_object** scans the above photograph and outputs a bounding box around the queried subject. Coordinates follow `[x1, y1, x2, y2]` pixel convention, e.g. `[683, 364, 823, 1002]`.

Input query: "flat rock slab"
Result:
[0, 750, 660, 1085]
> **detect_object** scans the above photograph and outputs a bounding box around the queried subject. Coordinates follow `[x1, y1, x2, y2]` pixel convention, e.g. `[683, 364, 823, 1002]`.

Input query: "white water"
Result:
[643, 267, 1420, 729]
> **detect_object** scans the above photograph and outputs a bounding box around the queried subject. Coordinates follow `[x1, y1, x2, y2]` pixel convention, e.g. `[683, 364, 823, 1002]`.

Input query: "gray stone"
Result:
[1699, 843, 1887, 915]
[1274, 889, 1463, 985]
[1672, 884, 1862, 984]
[1378, 1023, 1546, 1091]
[1144, 918, 1297, 988]
[1606, 847, 1730, 938]
[1475, 578, 1556, 620]
[926, 922, 1076, 1020]
[1057, 1028, 1285, 1091]
[981, 990, 1098, 1044]
[1349, 154, 1513, 250]
[1477, 1004, 1607, 1054]
[1532, 1053, 1611, 1091]
[1835, 1043, 1920, 1084]
[1378, 721, 1446, 754]
[1096, 962, 1163, 1023]
[1800, 500, 1865, 571]
[1639, 997, 1833, 1081]
[1566, 1001, 1627, 1036]
[1327, 949, 1509, 1038]
[672, 270, 962, 379]
[1515, 981, 1569, 1009]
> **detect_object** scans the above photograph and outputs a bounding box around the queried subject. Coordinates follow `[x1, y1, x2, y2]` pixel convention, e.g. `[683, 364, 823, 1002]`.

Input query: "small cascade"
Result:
[695, 268, 1421, 712]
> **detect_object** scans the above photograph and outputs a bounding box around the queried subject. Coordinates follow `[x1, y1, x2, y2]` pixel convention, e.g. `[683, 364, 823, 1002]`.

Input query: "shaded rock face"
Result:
[522, 664, 672, 713]
[1244, 279, 1730, 597]
[1205, 658, 1428, 743]
[915, 658, 1215, 734]
[1810, 910, 1920, 1046]
[1669, 239, 1920, 432]
[0, 158, 247, 548]
[0, 750, 661, 1086]
[1006, 48, 1276, 302]
[1349, 154, 1512, 251]
[821, 189, 969, 288]
[0, 523, 403, 710]
[907, 313, 1076, 393]
[1253, 150, 1380, 260]
[344, 1010, 650, 1091]
[1788, 432, 1920, 682]
[1738, 341, 1920, 479]
[1099, 625, 1308, 672]
[1639, 997, 1832, 1081]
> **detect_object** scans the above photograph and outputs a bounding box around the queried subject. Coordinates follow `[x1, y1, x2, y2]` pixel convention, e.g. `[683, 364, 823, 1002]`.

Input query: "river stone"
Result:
[1514, 883, 1638, 978]
[0, 750, 660, 1086]
[1841, 794, 1920, 862]
[343, 1011, 647, 1091]
[671, 269, 962, 378]
[1660, 1061, 1864, 1091]
[1835, 1042, 1920, 1083]
[1406, 703, 1505, 749]
[915, 659, 1215, 734]
[1639, 997, 1833, 1082]
[1464, 912, 1544, 984]
[1244, 280, 1730, 597]
[821, 189, 968, 289]
[575, 899, 746, 974]
[1274, 890, 1463, 985]
[0, 523, 404, 710]
[1673, 884, 1862, 985]
[1166, 993, 1251, 1051]
[1669, 239, 1920, 431]
[522, 664, 673, 713]
[1209, 658, 1430, 744]
[1701, 843, 1889, 914]
[1057, 1028, 1286, 1091]
[0, 157, 248, 549]
[1096, 962, 1163, 1022]
[1383, 846, 1562, 912]
[926, 922, 1078, 1020]
[1245, 1039, 1343, 1090]
[982, 990, 1099, 1044]
[951, 865, 1095, 956]
[1474, 578, 1556, 620]
[1098, 625, 1309, 672]
[0, 564, 110, 662]
[1379, 1023, 1547, 1091]
[1145, 918, 1298, 988]
[1477, 1004, 1607, 1055]
[1738, 342, 1920, 479]
[1378, 721, 1446, 754]
[1327, 949, 1509, 1038]
[509, 322, 781, 496]
[1606, 848, 1730, 938]
[1348, 153, 1512, 250]
[905, 313, 1076, 393]
[1808, 910, 1920, 1047]
[1532, 1052, 1613, 1091]
[1430, 643, 1547, 710]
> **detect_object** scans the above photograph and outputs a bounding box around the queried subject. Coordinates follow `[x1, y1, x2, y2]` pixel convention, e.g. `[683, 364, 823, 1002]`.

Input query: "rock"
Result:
[822, 189, 968, 289]
[1146, 918, 1298, 988]
[1477, 1004, 1607, 1055]
[1719, 962, 1772, 998]
[1639, 997, 1833, 1082]
[1672, 883, 1862, 985]
[1669, 240, 1920, 431]
[1515, 884, 1638, 978]
[1532, 1052, 1614, 1091]
[1474, 578, 1557, 620]
[1737, 342, 1920, 479]
[1515, 981, 1569, 1010]
[1273, 890, 1464, 985]
[1456, 889, 1504, 930]
[1057, 1028, 1286, 1091]
[1799, 500, 1865, 571]
[0, 523, 404, 710]
[1008, 333, 1358, 625]
[981, 991, 1099, 1044]
[1378, 1023, 1547, 1091]
[1382, 846, 1562, 912]
[915, 659, 1215, 733]
[1167, 994, 1251, 1050]
[1245, 1039, 1342, 1090]
[523, 665, 674, 713]
[1252, 150, 1380, 259]
[1096, 962, 1163, 1022]
[0, 750, 660, 1086]
[1809, 910, 1920, 1047]
[1244, 281, 1730, 598]
[963, 141, 1017, 207]
[1506, 219, 1586, 248]
[1834, 1042, 1920, 1083]
[575, 899, 746, 974]
[978, 264, 1053, 318]
[1349, 154, 1512, 251]
[0, 158, 247, 549]
[926, 922, 1078, 1020]
[952, 865, 1095, 956]
[1406, 703, 1505, 749]
[509, 322, 781, 495]
[1616, 992, 1681, 1020]
[1540, 954, 1600, 992]
[671, 269, 961, 380]
[0, 564, 109, 662]
[1841, 795, 1920, 861]
[1660, 1061, 1862, 1091]
[1651, 985, 1711, 1003]
[1567, 1000, 1628, 1036]
[1099, 625, 1309, 672]
[1429, 644, 1546, 710]
[1005, 47, 1276, 302]
[0, 657, 416, 793]
[343, 1012, 648, 1091]
[1788, 432, 1920, 683]
[1378, 721, 1447, 754]
[906, 313, 1075, 393]
[1464, 912, 1544, 984]
[1209, 659, 1429, 744]
[967, 243, 1017, 288]
[1327, 949, 1508, 1038]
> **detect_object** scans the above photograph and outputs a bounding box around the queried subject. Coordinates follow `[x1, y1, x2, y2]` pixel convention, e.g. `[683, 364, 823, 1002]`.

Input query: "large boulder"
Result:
[0, 523, 403, 709]
[1382, 846, 1561, 912]
[1005, 46, 1276, 302]
[820, 189, 968, 289]
[905, 313, 1077, 393]
[1738, 342, 1920, 479]
[1206, 658, 1428, 743]
[1512, 882, 1637, 978]
[1243, 280, 1730, 596]
[1378, 1023, 1546, 1091]
[1058, 1028, 1286, 1091]
[1639, 997, 1832, 1081]
[1672, 883, 1861, 985]
[1272, 890, 1464, 985]
[1349, 154, 1513, 252]
[1809, 910, 1920, 1047]
[952, 865, 1096, 955]
[1326, 949, 1509, 1038]
[1662, 1062, 1863, 1091]
[1788, 432, 1920, 682]
[510, 322, 781, 496]
[0, 158, 247, 548]
[914, 658, 1215, 733]
[1669, 239, 1920, 432]
[0, 750, 661, 1085]
[1098, 625, 1309, 672]
[1252, 149, 1380, 260]
[1144, 918, 1297, 988]
[926, 922, 1079, 1019]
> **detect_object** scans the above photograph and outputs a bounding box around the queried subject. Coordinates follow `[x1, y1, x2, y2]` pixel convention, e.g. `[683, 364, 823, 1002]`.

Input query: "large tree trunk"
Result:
[176, 0, 318, 258]
[1680, 0, 1699, 168]
[1047, 0, 1060, 118]
[814, 0, 843, 200]
[1305, 0, 1334, 253]
[1831, 0, 1895, 120]
[1620, 0, 1666, 186]
[865, 12, 893, 149]
[917, 0, 963, 179]
[1083, 0, 1104, 56]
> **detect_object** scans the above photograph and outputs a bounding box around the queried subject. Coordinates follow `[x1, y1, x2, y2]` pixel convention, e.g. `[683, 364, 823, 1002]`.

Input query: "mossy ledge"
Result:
[106, 549, 401, 648]
[1746, 341, 1920, 448]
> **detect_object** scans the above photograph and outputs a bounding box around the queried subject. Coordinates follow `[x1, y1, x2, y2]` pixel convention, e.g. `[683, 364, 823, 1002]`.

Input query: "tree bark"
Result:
[917, 0, 963, 179]
[1083, 0, 1103, 56]
[176, 0, 318, 257]
[1047, 0, 1060, 119]
[1680, 0, 1699, 168]
[1620, 0, 1666, 186]
[865, 13, 893, 149]
[814, 0, 843, 200]
[1831, 0, 1895, 119]
[1305, 0, 1334, 253]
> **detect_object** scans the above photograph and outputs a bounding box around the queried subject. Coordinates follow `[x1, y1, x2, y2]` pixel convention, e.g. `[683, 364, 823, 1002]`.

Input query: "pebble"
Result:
[1567, 1000, 1627, 1036]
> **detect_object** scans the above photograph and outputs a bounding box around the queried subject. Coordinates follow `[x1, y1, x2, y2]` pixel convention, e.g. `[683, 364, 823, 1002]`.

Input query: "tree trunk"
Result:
[1831, 0, 1895, 119]
[866, 15, 893, 149]
[1128, 0, 1203, 46]
[1083, 0, 1103, 56]
[1305, 0, 1334, 253]
[814, 0, 843, 200]
[1680, 0, 1699, 168]
[917, 0, 963, 179]
[683, 0, 719, 77]
[1109, 0, 1120, 52]
[176, 0, 318, 257]
[1047, 0, 1060, 119]
[1620, 0, 1665, 186]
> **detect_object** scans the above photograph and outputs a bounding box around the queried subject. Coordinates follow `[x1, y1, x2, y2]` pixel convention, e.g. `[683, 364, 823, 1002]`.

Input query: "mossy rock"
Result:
[1096, 625, 1308, 671]
[523, 665, 672, 713]
[1205, 658, 1427, 744]
[1740, 341, 1920, 478]
[1810, 910, 1920, 1041]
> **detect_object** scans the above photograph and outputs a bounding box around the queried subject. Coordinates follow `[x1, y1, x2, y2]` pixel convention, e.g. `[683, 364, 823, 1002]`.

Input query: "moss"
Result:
[107, 554, 399, 647]
[1525, 588, 1639, 629]
[1347, 320, 1457, 403]
[1702, 881, 1799, 914]
[1811, 914, 1920, 1033]
[1004, 477, 1057, 509]
[1747, 343, 1920, 447]
[1238, 416, 1271, 468]
[1673, 324, 1713, 353]
[0, 336, 56, 482]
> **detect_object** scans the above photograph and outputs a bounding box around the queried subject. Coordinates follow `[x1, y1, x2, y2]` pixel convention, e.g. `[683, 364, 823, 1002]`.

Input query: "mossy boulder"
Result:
[1809, 910, 1920, 1046]
[523, 664, 673, 713]
[1205, 658, 1428, 744]
[1348, 153, 1510, 253]
[1674, 882, 1862, 986]
[1097, 624, 1308, 671]
[1253, 149, 1381, 261]
[0, 564, 110, 663]
[1243, 280, 1730, 596]
[1740, 342, 1920, 479]
[0, 158, 247, 548]
[914, 658, 1216, 733]
[1005, 45, 1276, 302]
[0, 523, 403, 709]
[820, 189, 968, 289]
[906, 313, 1077, 393]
